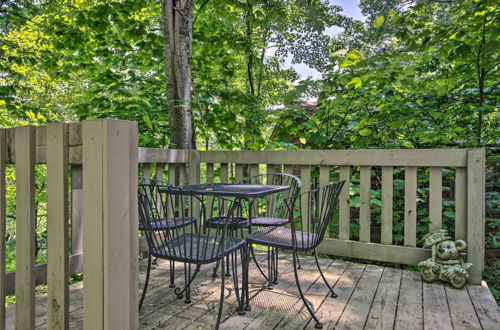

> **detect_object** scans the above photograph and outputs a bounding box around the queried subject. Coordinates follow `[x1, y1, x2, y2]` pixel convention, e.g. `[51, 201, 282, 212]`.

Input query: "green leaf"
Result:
[347, 77, 362, 88]
[359, 128, 371, 136]
[373, 16, 385, 28]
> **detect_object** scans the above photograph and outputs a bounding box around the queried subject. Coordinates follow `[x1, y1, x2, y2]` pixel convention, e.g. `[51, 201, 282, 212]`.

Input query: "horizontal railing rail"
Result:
[194, 149, 485, 285]
[0, 119, 486, 329]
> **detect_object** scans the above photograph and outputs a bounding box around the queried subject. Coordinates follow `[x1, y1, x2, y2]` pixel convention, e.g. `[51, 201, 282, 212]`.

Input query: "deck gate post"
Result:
[82, 119, 138, 330]
[466, 148, 485, 285]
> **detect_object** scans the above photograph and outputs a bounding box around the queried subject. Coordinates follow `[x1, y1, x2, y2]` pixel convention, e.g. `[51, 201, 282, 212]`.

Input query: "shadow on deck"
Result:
[6, 252, 500, 329]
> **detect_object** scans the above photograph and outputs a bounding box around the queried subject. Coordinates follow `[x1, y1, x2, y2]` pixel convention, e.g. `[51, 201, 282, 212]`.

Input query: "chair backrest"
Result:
[291, 181, 345, 250]
[238, 173, 302, 219]
[138, 184, 238, 261]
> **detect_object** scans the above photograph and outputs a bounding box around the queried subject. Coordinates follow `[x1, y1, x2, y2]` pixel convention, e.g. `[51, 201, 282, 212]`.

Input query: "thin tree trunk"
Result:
[476, 15, 487, 147]
[162, 0, 194, 149]
[245, 1, 255, 95]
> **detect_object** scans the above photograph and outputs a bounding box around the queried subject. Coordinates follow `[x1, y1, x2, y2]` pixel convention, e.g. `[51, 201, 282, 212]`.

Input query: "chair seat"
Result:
[250, 217, 289, 227]
[247, 227, 318, 251]
[138, 216, 197, 230]
[205, 216, 249, 229]
[151, 233, 245, 264]
[205, 216, 289, 228]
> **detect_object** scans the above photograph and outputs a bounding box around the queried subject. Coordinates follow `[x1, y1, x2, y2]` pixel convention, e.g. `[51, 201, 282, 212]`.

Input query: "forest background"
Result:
[0, 0, 498, 302]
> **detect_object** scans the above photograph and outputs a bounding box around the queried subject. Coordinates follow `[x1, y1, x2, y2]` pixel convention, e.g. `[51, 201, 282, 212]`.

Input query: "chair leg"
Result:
[215, 255, 226, 329]
[249, 244, 271, 284]
[174, 263, 200, 303]
[244, 244, 251, 311]
[292, 252, 323, 329]
[232, 251, 245, 315]
[272, 247, 279, 285]
[169, 260, 175, 288]
[226, 255, 231, 276]
[139, 253, 152, 311]
[314, 249, 337, 298]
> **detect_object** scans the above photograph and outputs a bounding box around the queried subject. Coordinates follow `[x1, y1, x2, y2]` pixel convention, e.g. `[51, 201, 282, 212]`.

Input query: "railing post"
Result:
[466, 148, 485, 285]
[47, 123, 69, 329]
[188, 149, 200, 185]
[15, 126, 36, 329]
[71, 165, 83, 255]
[82, 119, 138, 330]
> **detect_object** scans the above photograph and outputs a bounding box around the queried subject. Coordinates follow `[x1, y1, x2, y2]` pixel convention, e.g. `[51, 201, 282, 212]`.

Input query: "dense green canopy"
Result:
[1, 0, 498, 150]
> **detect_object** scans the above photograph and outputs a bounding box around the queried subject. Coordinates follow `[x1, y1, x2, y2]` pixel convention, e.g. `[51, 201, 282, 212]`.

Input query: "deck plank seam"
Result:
[244, 257, 329, 329]
[300, 260, 350, 329]
[467, 286, 486, 330]
[241, 256, 320, 329]
[391, 267, 405, 330]
[330, 263, 368, 329]
[442, 283, 455, 329]
[270, 258, 337, 329]
[361, 266, 389, 329]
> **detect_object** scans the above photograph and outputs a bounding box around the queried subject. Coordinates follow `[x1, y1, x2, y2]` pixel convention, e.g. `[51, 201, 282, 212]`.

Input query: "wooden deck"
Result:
[6, 252, 500, 329]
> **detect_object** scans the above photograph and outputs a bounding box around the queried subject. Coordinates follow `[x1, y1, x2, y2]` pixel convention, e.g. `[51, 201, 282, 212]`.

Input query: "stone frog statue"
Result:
[418, 229, 472, 289]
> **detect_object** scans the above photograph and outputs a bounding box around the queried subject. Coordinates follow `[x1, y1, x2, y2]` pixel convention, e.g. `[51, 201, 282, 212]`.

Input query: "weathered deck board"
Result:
[467, 283, 500, 329]
[394, 270, 423, 330]
[335, 265, 384, 329]
[5, 252, 499, 330]
[423, 281, 453, 330]
[445, 285, 481, 329]
[275, 260, 347, 329]
[364, 267, 403, 330]
[307, 262, 366, 329]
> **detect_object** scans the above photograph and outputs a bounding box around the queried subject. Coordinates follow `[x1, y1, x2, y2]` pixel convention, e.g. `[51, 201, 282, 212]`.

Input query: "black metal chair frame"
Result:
[138, 178, 197, 305]
[138, 185, 247, 329]
[207, 173, 302, 288]
[243, 181, 345, 329]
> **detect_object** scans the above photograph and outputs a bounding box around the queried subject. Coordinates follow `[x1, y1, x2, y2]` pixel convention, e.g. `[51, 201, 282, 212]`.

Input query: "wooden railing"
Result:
[0, 119, 486, 329]
[195, 149, 485, 285]
[0, 119, 138, 329]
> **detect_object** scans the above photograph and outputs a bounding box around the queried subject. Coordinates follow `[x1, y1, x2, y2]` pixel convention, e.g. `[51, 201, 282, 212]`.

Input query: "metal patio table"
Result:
[161, 183, 291, 309]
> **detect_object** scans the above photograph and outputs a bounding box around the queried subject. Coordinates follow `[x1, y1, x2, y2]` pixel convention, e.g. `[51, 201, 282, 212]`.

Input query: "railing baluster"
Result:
[220, 164, 229, 213]
[249, 164, 259, 178]
[206, 163, 214, 216]
[404, 166, 417, 247]
[429, 167, 442, 231]
[155, 163, 165, 182]
[455, 168, 467, 240]
[300, 165, 311, 231]
[220, 163, 228, 183]
[15, 126, 36, 329]
[235, 164, 244, 183]
[339, 166, 350, 240]
[0, 129, 6, 329]
[359, 166, 371, 243]
[143, 163, 151, 182]
[381, 166, 393, 245]
[47, 123, 69, 329]
[319, 165, 329, 187]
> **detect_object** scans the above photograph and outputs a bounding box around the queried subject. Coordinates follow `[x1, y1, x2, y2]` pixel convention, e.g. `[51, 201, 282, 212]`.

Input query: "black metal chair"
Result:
[244, 181, 345, 329]
[206, 173, 301, 286]
[138, 179, 197, 294]
[138, 186, 246, 328]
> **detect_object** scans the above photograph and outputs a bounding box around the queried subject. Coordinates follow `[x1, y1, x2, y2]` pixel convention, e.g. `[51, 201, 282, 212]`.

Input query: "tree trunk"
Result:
[161, 0, 194, 149]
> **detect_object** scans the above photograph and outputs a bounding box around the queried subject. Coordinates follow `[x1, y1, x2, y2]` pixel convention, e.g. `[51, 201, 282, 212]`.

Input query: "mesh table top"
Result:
[163, 183, 290, 198]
